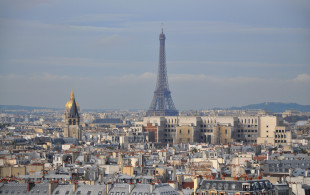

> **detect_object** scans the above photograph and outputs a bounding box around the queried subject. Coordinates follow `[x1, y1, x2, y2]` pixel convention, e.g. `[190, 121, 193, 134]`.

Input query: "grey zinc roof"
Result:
[0, 183, 28, 195]
[73, 184, 105, 195]
[109, 183, 130, 195]
[182, 189, 193, 195]
[28, 183, 49, 195]
[45, 174, 71, 180]
[131, 184, 151, 194]
[153, 184, 178, 195]
[52, 184, 73, 195]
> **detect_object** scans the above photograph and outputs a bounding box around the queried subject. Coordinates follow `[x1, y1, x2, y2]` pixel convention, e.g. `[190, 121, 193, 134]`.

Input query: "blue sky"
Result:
[0, 0, 309, 110]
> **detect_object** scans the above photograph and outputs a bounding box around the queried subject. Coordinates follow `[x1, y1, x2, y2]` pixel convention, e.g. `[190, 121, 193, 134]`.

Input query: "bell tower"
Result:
[64, 89, 82, 140]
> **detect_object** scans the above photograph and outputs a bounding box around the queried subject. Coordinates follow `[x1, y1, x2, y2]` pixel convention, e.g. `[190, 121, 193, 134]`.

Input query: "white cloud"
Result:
[293, 73, 310, 83]
[0, 72, 309, 109]
[9, 57, 108, 67]
[169, 60, 308, 68]
[65, 13, 135, 24]
[8, 57, 148, 68]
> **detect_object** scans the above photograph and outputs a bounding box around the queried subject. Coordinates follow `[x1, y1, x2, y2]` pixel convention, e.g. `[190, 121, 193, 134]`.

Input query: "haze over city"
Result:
[0, 0, 309, 110]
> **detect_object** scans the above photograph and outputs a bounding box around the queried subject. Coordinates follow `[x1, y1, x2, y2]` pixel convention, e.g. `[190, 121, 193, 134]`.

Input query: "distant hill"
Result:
[227, 102, 310, 113]
[0, 105, 59, 111]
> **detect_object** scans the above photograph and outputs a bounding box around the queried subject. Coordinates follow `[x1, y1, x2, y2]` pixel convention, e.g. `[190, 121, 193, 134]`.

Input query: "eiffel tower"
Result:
[146, 29, 178, 116]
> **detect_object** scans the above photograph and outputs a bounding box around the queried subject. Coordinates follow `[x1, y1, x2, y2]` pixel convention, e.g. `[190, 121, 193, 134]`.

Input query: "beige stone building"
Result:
[257, 116, 292, 145]
[175, 125, 195, 144]
[143, 115, 290, 145]
[219, 124, 234, 144]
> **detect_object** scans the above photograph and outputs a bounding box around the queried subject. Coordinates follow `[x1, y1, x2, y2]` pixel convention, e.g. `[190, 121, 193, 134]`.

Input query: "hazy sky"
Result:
[0, 0, 309, 110]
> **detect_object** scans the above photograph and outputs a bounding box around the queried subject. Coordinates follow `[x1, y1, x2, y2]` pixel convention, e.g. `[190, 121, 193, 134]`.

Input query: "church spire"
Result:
[70, 89, 75, 100]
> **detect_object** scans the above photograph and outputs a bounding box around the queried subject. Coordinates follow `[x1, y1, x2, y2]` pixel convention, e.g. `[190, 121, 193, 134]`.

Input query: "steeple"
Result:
[64, 89, 82, 140]
[69, 98, 79, 119]
[70, 88, 74, 100]
[65, 89, 80, 125]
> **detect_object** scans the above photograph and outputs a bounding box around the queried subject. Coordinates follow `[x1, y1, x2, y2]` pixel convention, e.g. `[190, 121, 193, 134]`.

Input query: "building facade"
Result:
[143, 115, 291, 145]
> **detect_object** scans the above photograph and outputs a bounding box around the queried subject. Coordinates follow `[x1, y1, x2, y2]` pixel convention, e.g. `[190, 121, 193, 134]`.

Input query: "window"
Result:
[225, 130, 227, 134]
[188, 130, 190, 134]
[87, 191, 92, 195]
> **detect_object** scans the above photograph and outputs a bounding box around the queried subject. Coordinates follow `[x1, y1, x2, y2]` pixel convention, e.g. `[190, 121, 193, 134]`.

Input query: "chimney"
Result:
[129, 183, 135, 193]
[27, 181, 35, 192]
[289, 168, 293, 176]
[105, 182, 112, 195]
[73, 182, 78, 192]
[150, 183, 155, 193]
[194, 176, 201, 195]
[49, 182, 58, 195]
[168, 182, 178, 190]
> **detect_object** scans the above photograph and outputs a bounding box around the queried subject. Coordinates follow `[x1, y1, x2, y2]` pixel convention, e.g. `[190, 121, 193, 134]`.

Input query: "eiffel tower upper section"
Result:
[146, 29, 178, 116]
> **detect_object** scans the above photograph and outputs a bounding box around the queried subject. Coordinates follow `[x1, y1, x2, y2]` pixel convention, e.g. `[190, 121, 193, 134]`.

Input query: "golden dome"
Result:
[65, 89, 79, 109]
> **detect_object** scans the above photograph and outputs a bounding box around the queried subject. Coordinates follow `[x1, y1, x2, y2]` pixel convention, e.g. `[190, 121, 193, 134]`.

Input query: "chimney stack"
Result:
[73, 182, 78, 192]
[27, 181, 35, 192]
[49, 182, 58, 195]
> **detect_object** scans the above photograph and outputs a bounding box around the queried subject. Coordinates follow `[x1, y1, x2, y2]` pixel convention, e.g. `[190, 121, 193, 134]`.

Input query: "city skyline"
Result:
[0, 0, 310, 110]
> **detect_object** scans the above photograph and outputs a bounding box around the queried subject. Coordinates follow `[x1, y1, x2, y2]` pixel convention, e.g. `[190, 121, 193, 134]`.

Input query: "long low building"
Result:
[142, 115, 291, 146]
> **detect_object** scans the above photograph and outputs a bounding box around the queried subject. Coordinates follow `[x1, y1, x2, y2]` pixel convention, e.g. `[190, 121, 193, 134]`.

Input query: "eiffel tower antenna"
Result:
[146, 29, 178, 116]
[161, 23, 164, 33]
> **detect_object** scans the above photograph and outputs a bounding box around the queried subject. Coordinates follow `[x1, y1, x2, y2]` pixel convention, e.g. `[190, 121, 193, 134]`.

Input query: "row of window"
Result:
[237, 129, 258, 133]
[200, 124, 215, 127]
[237, 134, 257, 138]
[164, 129, 176, 132]
[236, 139, 257, 143]
[179, 130, 191, 134]
[239, 118, 258, 124]
[275, 130, 285, 133]
[275, 134, 286, 138]
[275, 140, 287, 143]
[200, 129, 213, 133]
[269, 162, 310, 167]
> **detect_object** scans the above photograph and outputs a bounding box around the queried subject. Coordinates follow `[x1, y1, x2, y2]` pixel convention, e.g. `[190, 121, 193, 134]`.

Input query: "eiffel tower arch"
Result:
[146, 29, 178, 116]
